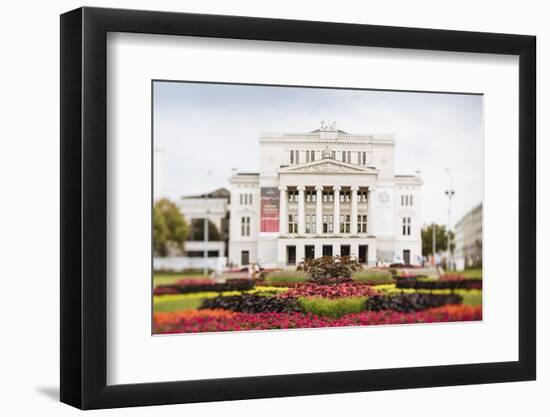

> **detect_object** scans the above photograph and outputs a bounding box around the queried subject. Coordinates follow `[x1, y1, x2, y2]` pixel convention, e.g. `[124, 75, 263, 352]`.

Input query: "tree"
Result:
[153, 198, 190, 256]
[421, 224, 455, 256]
[189, 219, 221, 241]
[153, 205, 169, 256]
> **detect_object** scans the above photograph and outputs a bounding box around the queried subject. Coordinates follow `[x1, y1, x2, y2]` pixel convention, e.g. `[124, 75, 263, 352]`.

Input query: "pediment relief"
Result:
[279, 160, 377, 175]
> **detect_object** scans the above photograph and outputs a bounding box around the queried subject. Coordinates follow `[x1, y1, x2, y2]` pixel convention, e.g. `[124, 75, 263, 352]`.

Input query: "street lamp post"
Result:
[445, 169, 455, 271]
[203, 212, 209, 277]
[432, 222, 436, 264]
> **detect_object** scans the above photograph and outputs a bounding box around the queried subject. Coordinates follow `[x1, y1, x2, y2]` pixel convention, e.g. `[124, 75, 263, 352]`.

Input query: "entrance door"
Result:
[322, 245, 333, 257]
[403, 249, 411, 265]
[304, 245, 315, 260]
[358, 245, 368, 264]
[241, 250, 250, 266]
[286, 245, 297, 265]
[340, 245, 351, 257]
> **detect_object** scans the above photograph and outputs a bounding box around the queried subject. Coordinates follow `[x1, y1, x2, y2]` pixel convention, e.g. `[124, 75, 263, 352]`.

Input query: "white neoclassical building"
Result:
[228, 123, 423, 268]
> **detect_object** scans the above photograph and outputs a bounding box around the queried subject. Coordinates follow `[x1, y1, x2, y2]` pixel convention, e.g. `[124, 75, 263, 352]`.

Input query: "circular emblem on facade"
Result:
[378, 190, 390, 205]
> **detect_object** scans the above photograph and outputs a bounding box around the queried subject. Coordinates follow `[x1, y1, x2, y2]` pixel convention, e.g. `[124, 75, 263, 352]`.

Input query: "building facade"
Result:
[178, 188, 230, 258]
[228, 123, 422, 268]
[454, 203, 483, 270]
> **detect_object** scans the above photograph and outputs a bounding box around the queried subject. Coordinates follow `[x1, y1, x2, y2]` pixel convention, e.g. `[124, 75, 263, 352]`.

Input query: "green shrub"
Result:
[264, 270, 310, 285]
[297, 256, 363, 284]
[351, 269, 393, 284]
[299, 296, 368, 318]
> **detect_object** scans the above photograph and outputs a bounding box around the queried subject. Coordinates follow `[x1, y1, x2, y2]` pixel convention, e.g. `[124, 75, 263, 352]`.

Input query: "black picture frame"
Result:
[60, 6, 536, 410]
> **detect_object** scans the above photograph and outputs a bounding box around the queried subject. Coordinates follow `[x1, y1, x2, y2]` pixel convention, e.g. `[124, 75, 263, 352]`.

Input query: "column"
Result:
[279, 186, 287, 235]
[351, 186, 359, 235]
[315, 185, 323, 235]
[367, 187, 375, 236]
[333, 185, 341, 235]
[297, 185, 306, 235]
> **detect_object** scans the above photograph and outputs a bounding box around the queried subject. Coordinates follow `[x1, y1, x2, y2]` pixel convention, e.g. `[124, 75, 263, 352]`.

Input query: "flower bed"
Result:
[154, 278, 255, 295]
[396, 276, 482, 290]
[278, 283, 380, 299]
[199, 294, 303, 314]
[365, 293, 462, 312]
[153, 305, 482, 334]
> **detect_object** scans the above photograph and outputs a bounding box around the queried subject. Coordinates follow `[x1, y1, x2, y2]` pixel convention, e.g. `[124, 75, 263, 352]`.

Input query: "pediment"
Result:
[279, 159, 378, 175]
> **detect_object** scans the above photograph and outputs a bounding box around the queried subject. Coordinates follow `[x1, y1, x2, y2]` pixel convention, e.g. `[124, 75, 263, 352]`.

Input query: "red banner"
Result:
[260, 187, 280, 232]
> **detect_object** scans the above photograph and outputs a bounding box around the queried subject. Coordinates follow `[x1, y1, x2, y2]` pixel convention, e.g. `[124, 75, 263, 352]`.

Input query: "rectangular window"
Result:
[323, 190, 334, 202]
[362, 151, 366, 165]
[288, 214, 298, 234]
[322, 245, 333, 257]
[288, 190, 298, 202]
[305, 245, 315, 260]
[306, 150, 310, 163]
[340, 245, 351, 257]
[358, 214, 368, 233]
[286, 245, 296, 265]
[305, 214, 316, 234]
[347, 151, 351, 163]
[290, 150, 294, 164]
[331, 150, 336, 160]
[340, 214, 351, 233]
[241, 216, 250, 236]
[402, 217, 411, 236]
[341, 151, 346, 163]
[339, 191, 351, 203]
[322, 214, 333, 233]
[357, 152, 361, 165]
[311, 151, 316, 161]
[295, 150, 300, 164]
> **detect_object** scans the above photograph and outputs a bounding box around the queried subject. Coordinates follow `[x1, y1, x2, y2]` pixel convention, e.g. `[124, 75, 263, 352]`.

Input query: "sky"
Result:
[153, 81, 483, 227]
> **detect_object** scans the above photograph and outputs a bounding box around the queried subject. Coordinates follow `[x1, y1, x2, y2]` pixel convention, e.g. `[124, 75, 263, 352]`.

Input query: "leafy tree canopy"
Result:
[421, 224, 455, 256]
[153, 198, 190, 256]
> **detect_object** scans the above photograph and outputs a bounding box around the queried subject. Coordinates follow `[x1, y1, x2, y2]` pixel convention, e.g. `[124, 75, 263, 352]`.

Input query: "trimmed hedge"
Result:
[365, 293, 462, 313]
[351, 269, 393, 285]
[199, 294, 303, 314]
[154, 278, 255, 296]
[264, 270, 310, 285]
[299, 297, 367, 318]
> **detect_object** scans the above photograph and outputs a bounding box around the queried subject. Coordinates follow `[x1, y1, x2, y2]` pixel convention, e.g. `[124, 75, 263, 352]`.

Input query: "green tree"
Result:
[153, 205, 169, 256]
[153, 198, 189, 256]
[189, 219, 221, 241]
[421, 224, 455, 256]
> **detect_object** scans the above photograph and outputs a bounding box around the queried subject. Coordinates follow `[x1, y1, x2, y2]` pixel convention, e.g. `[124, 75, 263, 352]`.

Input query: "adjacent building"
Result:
[178, 188, 230, 259]
[228, 123, 422, 268]
[454, 203, 483, 270]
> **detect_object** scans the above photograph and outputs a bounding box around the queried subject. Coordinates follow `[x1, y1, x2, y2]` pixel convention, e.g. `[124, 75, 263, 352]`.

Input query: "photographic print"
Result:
[152, 81, 483, 335]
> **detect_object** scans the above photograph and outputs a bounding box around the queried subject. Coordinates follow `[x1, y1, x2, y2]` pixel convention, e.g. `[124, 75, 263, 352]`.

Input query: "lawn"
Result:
[462, 268, 483, 279]
[153, 273, 209, 288]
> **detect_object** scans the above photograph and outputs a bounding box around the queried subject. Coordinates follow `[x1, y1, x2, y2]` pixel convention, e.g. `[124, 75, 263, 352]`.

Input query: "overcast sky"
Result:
[153, 81, 483, 227]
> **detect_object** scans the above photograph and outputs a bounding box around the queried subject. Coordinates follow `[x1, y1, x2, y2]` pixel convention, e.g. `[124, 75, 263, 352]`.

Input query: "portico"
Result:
[277, 158, 378, 239]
